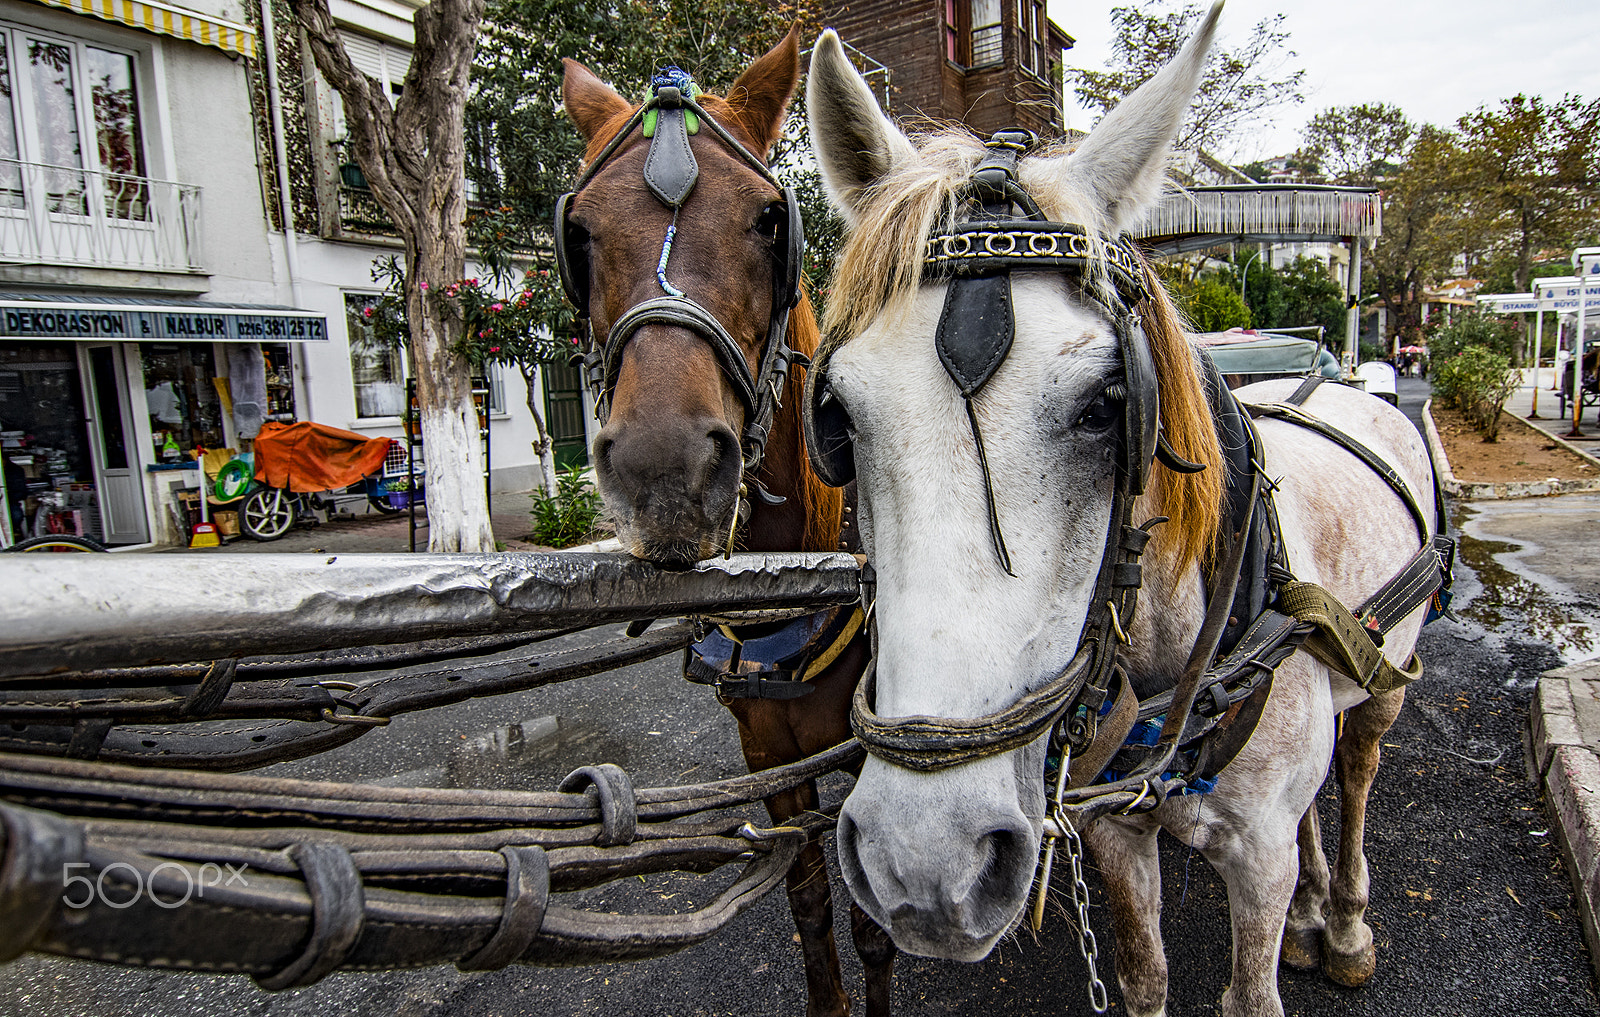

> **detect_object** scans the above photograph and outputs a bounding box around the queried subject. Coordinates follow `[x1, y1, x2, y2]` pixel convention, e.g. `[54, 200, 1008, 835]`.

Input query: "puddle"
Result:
[1452, 524, 1598, 662]
[444, 715, 632, 791]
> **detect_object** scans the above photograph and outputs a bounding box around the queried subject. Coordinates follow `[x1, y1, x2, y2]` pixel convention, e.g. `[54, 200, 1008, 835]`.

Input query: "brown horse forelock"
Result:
[579, 99, 840, 559]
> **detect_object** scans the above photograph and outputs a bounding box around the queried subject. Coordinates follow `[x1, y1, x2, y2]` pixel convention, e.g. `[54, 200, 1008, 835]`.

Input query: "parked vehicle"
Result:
[238, 421, 418, 541]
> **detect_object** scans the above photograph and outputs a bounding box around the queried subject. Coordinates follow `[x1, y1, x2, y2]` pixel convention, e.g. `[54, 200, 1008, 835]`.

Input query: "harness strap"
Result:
[1246, 400, 1431, 542]
[684, 607, 863, 700]
[1284, 373, 1325, 406]
[1065, 666, 1137, 789]
[1277, 582, 1424, 693]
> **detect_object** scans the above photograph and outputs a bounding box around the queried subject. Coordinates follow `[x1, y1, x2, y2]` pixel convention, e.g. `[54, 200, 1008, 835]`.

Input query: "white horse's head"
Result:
[805, 6, 1225, 959]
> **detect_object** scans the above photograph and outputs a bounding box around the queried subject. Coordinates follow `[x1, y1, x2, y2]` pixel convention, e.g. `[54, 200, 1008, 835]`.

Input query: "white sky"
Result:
[1048, 0, 1600, 162]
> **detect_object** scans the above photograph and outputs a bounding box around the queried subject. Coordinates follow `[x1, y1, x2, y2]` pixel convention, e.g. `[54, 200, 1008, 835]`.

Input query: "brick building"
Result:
[821, 0, 1074, 138]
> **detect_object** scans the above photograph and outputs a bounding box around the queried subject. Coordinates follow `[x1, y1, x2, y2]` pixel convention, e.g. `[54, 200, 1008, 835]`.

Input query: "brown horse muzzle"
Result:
[593, 328, 746, 565]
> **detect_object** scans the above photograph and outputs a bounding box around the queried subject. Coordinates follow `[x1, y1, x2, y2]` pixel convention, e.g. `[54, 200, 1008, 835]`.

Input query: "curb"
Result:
[1422, 398, 1600, 500]
[1530, 662, 1600, 987]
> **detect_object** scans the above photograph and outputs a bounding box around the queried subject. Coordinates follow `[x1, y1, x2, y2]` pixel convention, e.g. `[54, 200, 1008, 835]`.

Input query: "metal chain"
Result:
[1061, 815, 1108, 1013]
[1031, 745, 1110, 1014]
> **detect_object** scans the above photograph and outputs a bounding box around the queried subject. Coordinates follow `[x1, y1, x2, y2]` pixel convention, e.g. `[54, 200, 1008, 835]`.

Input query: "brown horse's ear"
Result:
[726, 27, 801, 158]
[563, 58, 632, 142]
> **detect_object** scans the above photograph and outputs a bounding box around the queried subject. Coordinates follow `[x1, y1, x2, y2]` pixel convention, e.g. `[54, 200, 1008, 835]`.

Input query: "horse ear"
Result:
[1047, 1, 1222, 235]
[727, 28, 801, 159]
[563, 58, 632, 143]
[806, 29, 917, 224]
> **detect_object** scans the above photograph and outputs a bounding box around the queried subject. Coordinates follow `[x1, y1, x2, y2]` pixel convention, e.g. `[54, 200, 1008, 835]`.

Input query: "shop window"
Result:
[263, 343, 297, 420]
[0, 21, 148, 218]
[346, 292, 406, 417]
[140, 342, 225, 460]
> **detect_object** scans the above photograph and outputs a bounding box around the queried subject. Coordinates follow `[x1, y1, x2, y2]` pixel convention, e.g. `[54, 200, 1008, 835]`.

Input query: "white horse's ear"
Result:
[806, 29, 917, 223]
[1048, 1, 1223, 235]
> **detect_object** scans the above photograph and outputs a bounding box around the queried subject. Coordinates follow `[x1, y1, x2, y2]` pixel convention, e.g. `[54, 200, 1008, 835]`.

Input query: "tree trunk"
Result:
[520, 363, 558, 495]
[289, 0, 493, 551]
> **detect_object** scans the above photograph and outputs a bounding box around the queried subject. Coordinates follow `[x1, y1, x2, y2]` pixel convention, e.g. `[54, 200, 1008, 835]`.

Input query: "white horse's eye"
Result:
[1074, 388, 1123, 432]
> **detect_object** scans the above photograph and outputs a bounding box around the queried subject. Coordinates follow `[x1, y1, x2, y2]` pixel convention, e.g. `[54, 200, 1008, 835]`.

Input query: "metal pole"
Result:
[1569, 279, 1588, 438]
[0, 551, 865, 678]
[1529, 311, 1543, 418]
[1346, 240, 1364, 373]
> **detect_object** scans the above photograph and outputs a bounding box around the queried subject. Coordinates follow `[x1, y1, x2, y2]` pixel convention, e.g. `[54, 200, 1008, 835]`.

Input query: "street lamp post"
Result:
[1239, 248, 1264, 309]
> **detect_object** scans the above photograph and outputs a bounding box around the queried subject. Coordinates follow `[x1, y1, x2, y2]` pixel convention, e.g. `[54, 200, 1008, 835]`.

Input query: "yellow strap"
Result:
[1277, 581, 1424, 692]
[801, 607, 865, 682]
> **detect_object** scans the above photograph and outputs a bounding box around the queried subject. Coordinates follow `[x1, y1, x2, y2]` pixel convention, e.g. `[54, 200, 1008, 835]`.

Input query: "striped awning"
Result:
[32, 0, 257, 58]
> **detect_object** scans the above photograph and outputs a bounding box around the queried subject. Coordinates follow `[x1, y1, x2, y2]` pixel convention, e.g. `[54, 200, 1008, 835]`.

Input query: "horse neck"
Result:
[744, 295, 844, 554]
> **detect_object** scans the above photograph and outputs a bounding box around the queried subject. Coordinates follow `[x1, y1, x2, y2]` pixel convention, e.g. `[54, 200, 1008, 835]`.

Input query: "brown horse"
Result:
[561, 31, 894, 1016]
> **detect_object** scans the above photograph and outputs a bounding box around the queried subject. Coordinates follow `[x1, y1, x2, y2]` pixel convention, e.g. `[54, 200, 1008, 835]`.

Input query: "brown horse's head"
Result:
[562, 32, 806, 566]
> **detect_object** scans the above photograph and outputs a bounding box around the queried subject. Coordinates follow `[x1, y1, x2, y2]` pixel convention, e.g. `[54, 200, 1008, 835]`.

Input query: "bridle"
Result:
[802, 128, 1220, 791]
[555, 68, 807, 488]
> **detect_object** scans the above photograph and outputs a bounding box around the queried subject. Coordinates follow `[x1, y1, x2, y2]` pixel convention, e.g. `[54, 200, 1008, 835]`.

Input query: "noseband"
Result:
[555, 69, 806, 483]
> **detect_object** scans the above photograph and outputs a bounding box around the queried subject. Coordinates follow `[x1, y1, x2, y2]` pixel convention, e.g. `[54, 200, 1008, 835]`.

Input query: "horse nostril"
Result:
[705, 425, 741, 495]
[973, 825, 1032, 902]
[592, 435, 615, 478]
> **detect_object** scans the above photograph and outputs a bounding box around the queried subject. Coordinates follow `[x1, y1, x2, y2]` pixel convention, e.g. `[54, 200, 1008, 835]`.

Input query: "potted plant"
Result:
[385, 475, 412, 509]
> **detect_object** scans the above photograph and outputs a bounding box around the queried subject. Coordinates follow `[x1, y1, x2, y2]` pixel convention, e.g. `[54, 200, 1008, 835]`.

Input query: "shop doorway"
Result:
[80, 344, 149, 544]
[0, 342, 100, 545]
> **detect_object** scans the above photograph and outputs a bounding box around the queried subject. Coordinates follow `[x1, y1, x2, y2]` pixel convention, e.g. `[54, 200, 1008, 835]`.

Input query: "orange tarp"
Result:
[253, 421, 393, 493]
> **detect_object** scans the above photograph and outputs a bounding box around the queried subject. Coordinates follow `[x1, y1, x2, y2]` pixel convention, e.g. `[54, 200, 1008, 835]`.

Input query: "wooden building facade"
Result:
[821, 0, 1075, 138]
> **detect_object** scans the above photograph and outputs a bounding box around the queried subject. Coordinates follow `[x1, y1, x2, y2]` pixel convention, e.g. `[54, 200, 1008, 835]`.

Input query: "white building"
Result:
[0, 0, 565, 548]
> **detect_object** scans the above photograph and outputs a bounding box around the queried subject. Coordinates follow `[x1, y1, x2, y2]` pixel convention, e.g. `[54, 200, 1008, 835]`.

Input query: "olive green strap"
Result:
[1277, 581, 1424, 693]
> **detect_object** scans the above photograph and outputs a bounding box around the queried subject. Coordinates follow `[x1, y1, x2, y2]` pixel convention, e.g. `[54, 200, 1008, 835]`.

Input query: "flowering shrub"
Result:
[361, 256, 579, 368]
[447, 267, 577, 368]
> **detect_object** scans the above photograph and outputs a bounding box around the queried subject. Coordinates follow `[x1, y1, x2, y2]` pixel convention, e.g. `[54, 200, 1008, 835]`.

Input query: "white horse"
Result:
[802, 7, 1441, 1016]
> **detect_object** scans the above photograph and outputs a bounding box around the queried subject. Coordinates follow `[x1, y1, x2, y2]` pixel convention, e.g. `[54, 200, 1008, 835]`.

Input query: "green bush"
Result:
[1433, 344, 1520, 441]
[1176, 273, 1252, 332]
[1429, 311, 1524, 441]
[529, 466, 604, 548]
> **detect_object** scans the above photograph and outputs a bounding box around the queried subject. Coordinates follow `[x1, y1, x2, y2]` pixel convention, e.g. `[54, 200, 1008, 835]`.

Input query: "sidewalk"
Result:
[1502, 367, 1600, 462]
[162, 488, 558, 554]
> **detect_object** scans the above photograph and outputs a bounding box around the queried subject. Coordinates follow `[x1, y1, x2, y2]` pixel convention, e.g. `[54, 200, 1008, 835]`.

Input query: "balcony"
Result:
[0, 158, 203, 274]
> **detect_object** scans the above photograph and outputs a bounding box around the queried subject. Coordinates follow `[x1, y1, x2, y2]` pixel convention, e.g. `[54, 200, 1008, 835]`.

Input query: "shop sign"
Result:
[0, 304, 328, 342]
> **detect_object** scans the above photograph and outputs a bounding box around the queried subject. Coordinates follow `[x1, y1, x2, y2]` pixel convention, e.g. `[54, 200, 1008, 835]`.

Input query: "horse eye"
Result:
[1074, 388, 1122, 431]
[754, 202, 785, 242]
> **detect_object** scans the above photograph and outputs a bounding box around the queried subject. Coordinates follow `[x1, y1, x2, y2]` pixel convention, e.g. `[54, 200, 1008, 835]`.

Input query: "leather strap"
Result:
[255, 842, 366, 990]
[557, 764, 638, 848]
[1284, 374, 1325, 406]
[1066, 666, 1138, 788]
[456, 846, 550, 971]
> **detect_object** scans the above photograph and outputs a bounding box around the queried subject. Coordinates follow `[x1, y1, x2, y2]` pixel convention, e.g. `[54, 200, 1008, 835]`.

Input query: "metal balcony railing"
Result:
[0, 158, 203, 273]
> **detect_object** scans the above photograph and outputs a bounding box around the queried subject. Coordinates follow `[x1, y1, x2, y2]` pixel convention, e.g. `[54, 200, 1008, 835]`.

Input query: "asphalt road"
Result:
[2, 376, 1597, 1016]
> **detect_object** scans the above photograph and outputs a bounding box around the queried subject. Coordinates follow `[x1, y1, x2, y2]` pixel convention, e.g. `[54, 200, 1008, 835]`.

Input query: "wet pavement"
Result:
[2, 377, 1598, 1015]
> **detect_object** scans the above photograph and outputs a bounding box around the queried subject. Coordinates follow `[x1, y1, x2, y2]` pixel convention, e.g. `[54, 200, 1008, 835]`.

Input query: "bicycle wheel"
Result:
[240, 487, 295, 541]
[4, 535, 108, 552]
